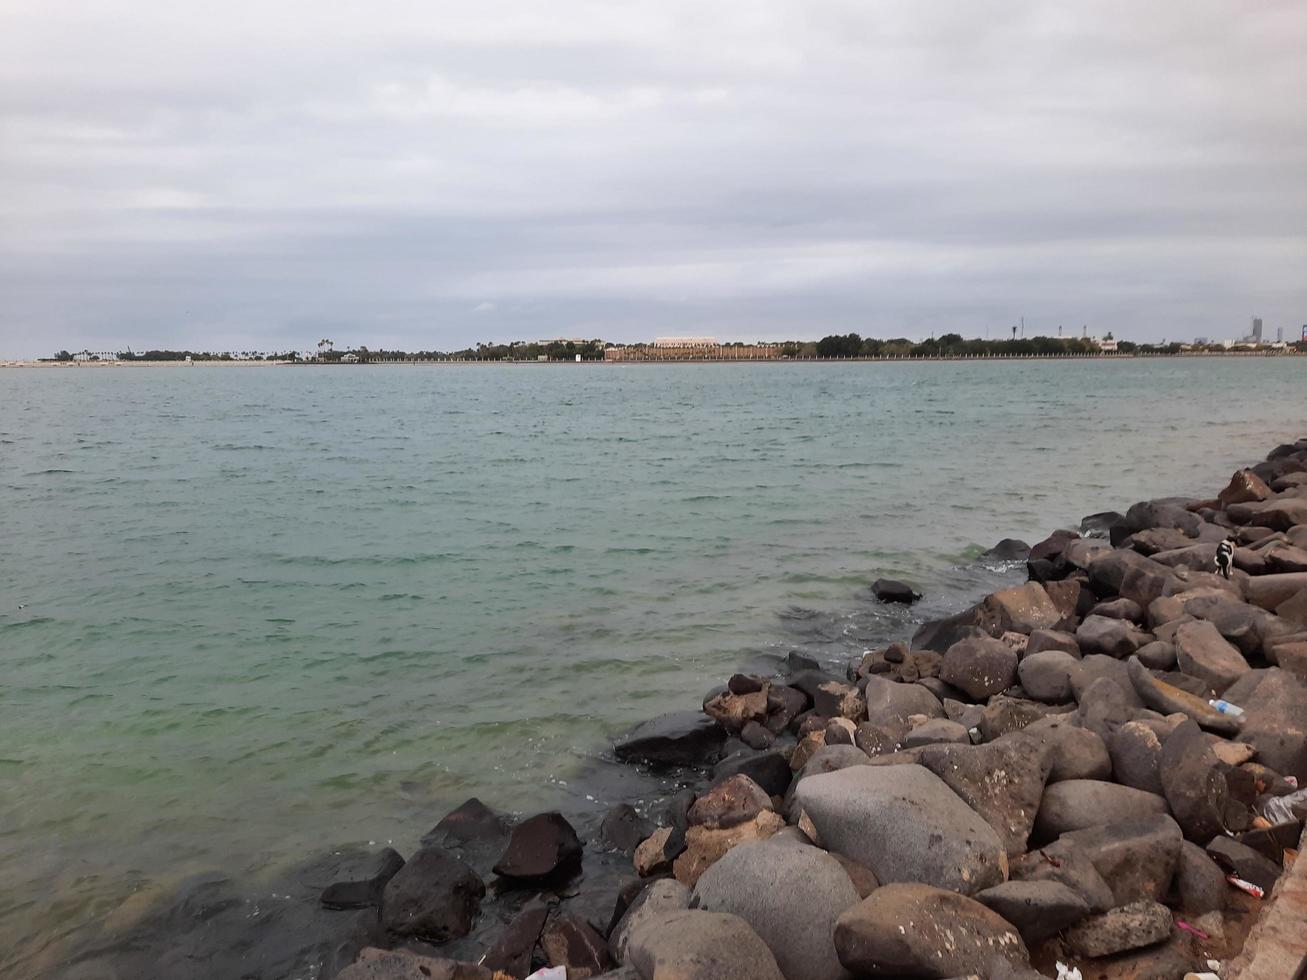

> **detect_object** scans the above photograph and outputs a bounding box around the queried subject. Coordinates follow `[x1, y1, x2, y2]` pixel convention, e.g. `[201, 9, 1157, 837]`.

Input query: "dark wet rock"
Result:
[911, 603, 989, 653]
[872, 578, 921, 604]
[1062, 899, 1173, 958]
[976, 879, 1091, 944]
[1032, 528, 1081, 562]
[687, 775, 772, 830]
[982, 538, 1032, 561]
[691, 839, 859, 980]
[1108, 720, 1166, 795]
[1125, 657, 1240, 734]
[321, 848, 406, 910]
[540, 910, 612, 978]
[1136, 640, 1177, 670]
[711, 749, 792, 798]
[940, 635, 1019, 700]
[1082, 510, 1127, 538]
[786, 651, 822, 674]
[1025, 628, 1081, 658]
[1018, 650, 1080, 703]
[727, 673, 766, 695]
[1175, 840, 1227, 915]
[793, 764, 1005, 895]
[424, 798, 509, 844]
[600, 804, 657, 856]
[1023, 716, 1112, 782]
[1010, 841, 1116, 914]
[1205, 836, 1282, 894]
[738, 719, 774, 750]
[1035, 779, 1168, 839]
[481, 896, 549, 977]
[493, 812, 583, 884]
[1158, 720, 1231, 842]
[834, 883, 1028, 978]
[381, 846, 485, 943]
[903, 717, 969, 747]
[334, 947, 495, 980]
[861, 674, 943, 741]
[1090, 597, 1144, 622]
[625, 908, 784, 980]
[1058, 814, 1183, 906]
[764, 684, 807, 734]
[1076, 614, 1150, 659]
[613, 712, 726, 768]
[804, 677, 865, 720]
[608, 878, 690, 963]
[1174, 620, 1250, 693]
[919, 735, 1051, 855]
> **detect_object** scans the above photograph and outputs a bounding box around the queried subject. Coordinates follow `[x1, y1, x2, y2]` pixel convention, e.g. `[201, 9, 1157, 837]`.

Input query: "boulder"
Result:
[902, 718, 970, 747]
[704, 687, 770, 733]
[633, 827, 682, 877]
[1125, 657, 1241, 735]
[1235, 668, 1307, 781]
[493, 812, 583, 883]
[687, 775, 772, 830]
[833, 883, 1028, 978]
[1076, 615, 1150, 659]
[978, 695, 1055, 741]
[1025, 629, 1081, 658]
[1034, 779, 1168, 839]
[672, 811, 785, 887]
[1087, 550, 1172, 608]
[614, 712, 726, 767]
[381, 847, 485, 943]
[540, 911, 612, 978]
[424, 797, 509, 844]
[1069, 654, 1145, 708]
[793, 764, 1006, 895]
[1135, 640, 1177, 670]
[1057, 814, 1183, 906]
[321, 848, 406, 910]
[1032, 528, 1081, 562]
[609, 879, 691, 963]
[976, 880, 1091, 944]
[625, 909, 784, 980]
[738, 720, 773, 749]
[691, 840, 860, 980]
[918, 737, 1051, 855]
[1158, 720, 1229, 843]
[982, 538, 1032, 561]
[1090, 597, 1144, 622]
[911, 604, 988, 653]
[600, 804, 657, 855]
[711, 750, 793, 798]
[1174, 620, 1250, 693]
[765, 685, 808, 733]
[981, 582, 1064, 634]
[1018, 650, 1079, 703]
[482, 897, 550, 977]
[940, 636, 1019, 700]
[1227, 497, 1307, 532]
[861, 675, 944, 741]
[1175, 840, 1227, 915]
[1009, 841, 1116, 914]
[872, 578, 920, 604]
[1023, 716, 1112, 782]
[1107, 721, 1166, 795]
[1204, 837, 1282, 894]
[1076, 676, 1136, 744]
[1062, 900, 1173, 959]
[1219, 469, 1274, 507]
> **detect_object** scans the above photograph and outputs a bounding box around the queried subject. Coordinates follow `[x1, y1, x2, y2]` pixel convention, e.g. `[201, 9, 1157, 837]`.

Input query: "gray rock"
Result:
[1234, 668, 1307, 781]
[1076, 614, 1150, 659]
[1158, 720, 1229, 842]
[625, 909, 784, 980]
[1136, 640, 1177, 670]
[1062, 900, 1173, 958]
[976, 880, 1091, 944]
[1108, 720, 1166, 795]
[1018, 651, 1080, 703]
[691, 840, 859, 980]
[614, 712, 727, 767]
[793, 764, 1006, 895]
[1034, 779, 1168, 839]
[1024, 629, 1081, 659]
[609, 878, 691, 964]
[1010, 840, 1116, 914]
[1175, 620, 1250, 693]
[1076, 676, 1137, 744]
[918, 736, 1052, 855]
[1175, 840, 1227, 915]
[834, 883, 1028, 978]
[941, 636, 1019, 700]
[903, 718, 970, 747]
[600, 804, 657, 855]
[1070, 654, 1146, 708]
[1023, 716, 1112, 782]
[1205, 837, 1282, 894]
[1057, 814, 1183, 906]
[381, 846, 485, 943]
[861, 675, 944, 741]
[978, 695, 1052, 741]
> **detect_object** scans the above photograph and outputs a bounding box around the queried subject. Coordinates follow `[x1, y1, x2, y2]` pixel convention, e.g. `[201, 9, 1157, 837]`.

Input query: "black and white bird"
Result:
[1215, 538, 1235, 580]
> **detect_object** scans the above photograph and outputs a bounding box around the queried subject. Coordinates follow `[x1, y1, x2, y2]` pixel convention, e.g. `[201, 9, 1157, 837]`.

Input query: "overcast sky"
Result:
[2, 1, 1305, 356]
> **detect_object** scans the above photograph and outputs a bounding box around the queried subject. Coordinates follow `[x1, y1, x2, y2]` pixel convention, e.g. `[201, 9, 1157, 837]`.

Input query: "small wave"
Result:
[24, 468, 75, 475]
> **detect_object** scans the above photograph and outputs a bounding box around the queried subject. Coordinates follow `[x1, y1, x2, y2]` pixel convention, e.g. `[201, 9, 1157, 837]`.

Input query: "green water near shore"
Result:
[1, 358, 1304, 975]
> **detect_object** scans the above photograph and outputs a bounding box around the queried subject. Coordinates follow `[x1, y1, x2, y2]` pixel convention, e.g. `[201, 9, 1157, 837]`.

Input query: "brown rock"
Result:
[687, 775, 774, 830]
[540, 911, 611, 978]
[1174, 620, 1250, 693]
[672, 811, 785, 887]
[1219, 468, 1273, 507]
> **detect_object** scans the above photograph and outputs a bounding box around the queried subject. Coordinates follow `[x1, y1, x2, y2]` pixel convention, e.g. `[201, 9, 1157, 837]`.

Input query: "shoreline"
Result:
[31, 434, 1307, 980]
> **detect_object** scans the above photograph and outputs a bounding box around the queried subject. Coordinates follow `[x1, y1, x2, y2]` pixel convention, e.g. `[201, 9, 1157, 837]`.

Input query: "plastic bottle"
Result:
[1208, 699, 1245, 718]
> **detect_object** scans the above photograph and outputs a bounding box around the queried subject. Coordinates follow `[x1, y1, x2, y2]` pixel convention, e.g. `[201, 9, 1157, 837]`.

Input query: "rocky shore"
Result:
[83, 438, 1307, 980]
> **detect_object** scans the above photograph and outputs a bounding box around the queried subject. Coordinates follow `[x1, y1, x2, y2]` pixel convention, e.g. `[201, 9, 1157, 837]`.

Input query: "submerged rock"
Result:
[872, 578, 921, 604]
[320, 848, 406, 910]
[381, 846, 485, 943]
[613, 711, 726, 767]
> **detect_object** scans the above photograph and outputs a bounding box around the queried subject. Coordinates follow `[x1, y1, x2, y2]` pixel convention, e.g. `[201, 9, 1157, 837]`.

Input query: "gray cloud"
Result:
[2, 0, 1305, 355]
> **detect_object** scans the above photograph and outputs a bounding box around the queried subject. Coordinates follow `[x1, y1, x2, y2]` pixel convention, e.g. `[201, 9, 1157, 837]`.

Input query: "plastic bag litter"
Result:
[1261, 787, 1307, 825]
[523, 968, 567, 980]
[1055, 963, 1083, 980]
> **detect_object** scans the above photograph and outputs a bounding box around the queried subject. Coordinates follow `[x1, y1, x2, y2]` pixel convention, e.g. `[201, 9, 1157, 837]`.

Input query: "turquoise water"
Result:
[2, 358, 1304, 975]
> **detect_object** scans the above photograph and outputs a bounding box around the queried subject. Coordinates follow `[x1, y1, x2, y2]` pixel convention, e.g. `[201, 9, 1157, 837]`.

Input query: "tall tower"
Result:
[1252, 317, 1263, 342]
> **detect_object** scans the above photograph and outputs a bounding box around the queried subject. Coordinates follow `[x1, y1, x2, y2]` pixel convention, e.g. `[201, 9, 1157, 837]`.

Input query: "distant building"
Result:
[606, 342, 779, 361]
[1277, 327, 1284, 343]
[1252, 317, 1263, 343]
[340, 352, 360, 363]
[652, 337, 718, 348]
[1090, 337, 1118, 352]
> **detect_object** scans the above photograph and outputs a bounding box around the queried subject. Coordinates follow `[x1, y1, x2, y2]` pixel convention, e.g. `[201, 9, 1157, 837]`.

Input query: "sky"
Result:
[2, 1, 1306, 357]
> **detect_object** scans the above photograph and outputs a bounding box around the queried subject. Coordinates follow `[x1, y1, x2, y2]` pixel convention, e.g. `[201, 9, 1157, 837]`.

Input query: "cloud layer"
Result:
[2, 0, 1305, 354]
